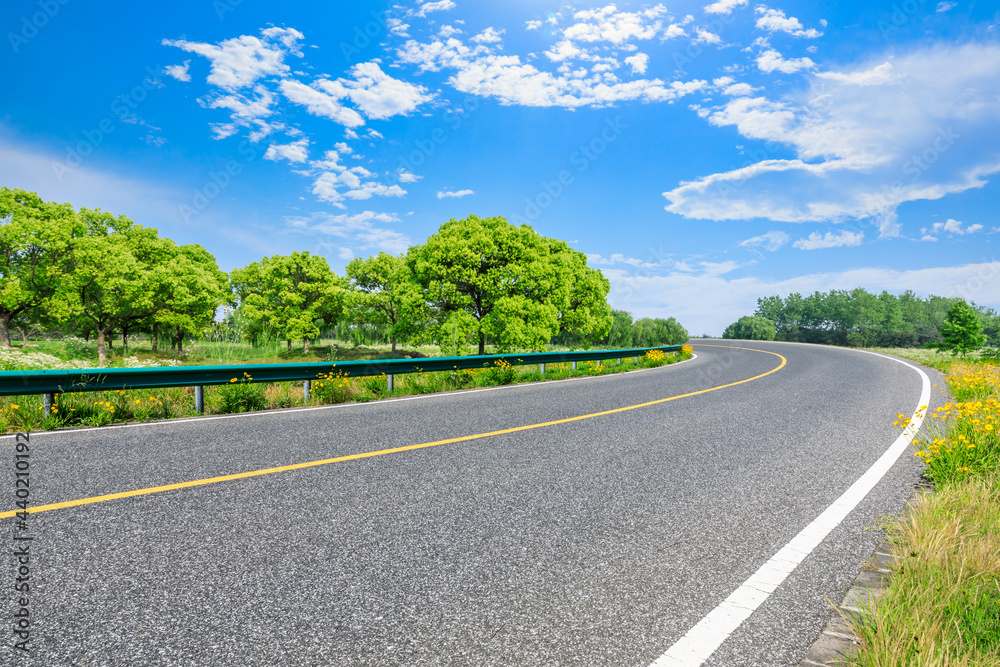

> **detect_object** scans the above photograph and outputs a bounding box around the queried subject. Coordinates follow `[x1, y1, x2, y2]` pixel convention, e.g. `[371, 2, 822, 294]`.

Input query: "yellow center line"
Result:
[1, 345, 785, 520]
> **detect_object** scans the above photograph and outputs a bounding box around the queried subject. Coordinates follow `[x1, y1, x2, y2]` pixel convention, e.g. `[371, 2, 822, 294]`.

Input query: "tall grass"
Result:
[848, 359, 1000, 666]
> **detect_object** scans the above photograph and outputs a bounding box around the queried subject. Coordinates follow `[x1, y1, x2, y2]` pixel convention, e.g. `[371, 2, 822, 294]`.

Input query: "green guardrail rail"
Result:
[0, 345, 685, 415]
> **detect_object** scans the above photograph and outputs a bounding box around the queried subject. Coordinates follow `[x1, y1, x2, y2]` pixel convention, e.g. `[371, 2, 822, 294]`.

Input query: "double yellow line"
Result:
[0, 345, 785, 520]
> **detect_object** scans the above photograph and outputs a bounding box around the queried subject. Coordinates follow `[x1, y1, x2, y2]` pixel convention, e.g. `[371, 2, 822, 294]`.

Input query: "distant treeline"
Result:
[727, 289, 1000, 347]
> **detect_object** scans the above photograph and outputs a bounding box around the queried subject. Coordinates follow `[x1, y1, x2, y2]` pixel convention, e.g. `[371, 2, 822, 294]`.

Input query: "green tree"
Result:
[409, 215, 602, 354]
[604, 309, 636, 348]
[940, 300, 986, 358]
[345, 252, 425, 352]
[230, 251, 343, 353]
[155, 244, 230, 352]
[67, 209, 178, 364]
[722, 315, 776, 341]
[0, 188, 81, 348]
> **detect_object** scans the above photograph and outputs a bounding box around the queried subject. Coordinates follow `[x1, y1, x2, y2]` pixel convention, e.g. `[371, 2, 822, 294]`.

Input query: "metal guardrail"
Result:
[0, 345, 684, 415]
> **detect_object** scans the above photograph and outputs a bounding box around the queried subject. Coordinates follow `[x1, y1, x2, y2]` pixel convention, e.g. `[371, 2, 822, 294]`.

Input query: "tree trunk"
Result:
[478, 331, 485, 356]
[303, 337, 310, 354]
[391, 335, 397, 353]
[0, 314, 10, 349]
[122, 327, 129, 354]
[151, 323, 158, 351]
[96, 327, 109, 365]
[287, 339, 292, 352]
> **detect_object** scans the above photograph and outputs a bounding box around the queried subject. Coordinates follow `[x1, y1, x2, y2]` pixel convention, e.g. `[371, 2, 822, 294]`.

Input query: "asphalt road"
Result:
[2, 341, 943, 666]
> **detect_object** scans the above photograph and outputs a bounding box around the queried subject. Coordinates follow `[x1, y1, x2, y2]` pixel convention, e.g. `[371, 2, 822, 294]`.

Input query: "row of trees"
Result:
[722, 288, 1000, 348]
[2, 188, 688, 361]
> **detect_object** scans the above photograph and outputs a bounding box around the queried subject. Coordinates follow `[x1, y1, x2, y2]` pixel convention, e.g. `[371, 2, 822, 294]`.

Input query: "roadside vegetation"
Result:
[0, 346, 693, 433]
[721, 288, 1000, 348]
[848, 322, 1000, 665]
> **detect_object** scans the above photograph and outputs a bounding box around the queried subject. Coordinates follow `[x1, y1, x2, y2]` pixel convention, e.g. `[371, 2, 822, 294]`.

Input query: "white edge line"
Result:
[0, 353, 697, 440]
[649, 349, 931, 667]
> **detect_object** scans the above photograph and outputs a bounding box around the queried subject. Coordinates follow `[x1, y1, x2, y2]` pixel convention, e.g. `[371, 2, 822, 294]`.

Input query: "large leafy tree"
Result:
[230, 251, 343, 352]
[941, 300, 986, 358]
[0, 188, 81, 348]
[67, 209, 179, 364]
[408, 215, 611, 354]
[722, 315, 776, 341]
[345, 252, 425, 352]
[155, 244, 231, 351]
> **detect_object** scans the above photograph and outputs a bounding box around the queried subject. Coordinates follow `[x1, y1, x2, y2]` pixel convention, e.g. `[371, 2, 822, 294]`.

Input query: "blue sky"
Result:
[2, 0, 999, 335]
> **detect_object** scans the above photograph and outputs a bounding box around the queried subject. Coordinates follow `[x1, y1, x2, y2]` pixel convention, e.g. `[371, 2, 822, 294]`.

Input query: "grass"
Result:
[0, 345, 693, 433]
[848, 358, 1000, 666]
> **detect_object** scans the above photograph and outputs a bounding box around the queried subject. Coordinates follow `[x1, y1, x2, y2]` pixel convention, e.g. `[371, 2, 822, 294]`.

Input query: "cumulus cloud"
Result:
[264, 137, 309, 163]
[415, 0, 456, 17]
[163, 27, 304, 91]
[705, 0, 748, 14]
[471, 27, 505, 44]
[437, 189, 474, 198]
[315, 61, 433, 120]
[792, 229, 864, 249]
[924, 219, 984, 238]
[279, 79, 366, 127]
[305, 149, 406, 208]
[664, 42, 1000, 231]
[397, 35, 705, 108]
[754, 8, 823, 38]
[163, 61, 191, 82]
[756, 49, 814, 74]
[625, 53, 649, 74]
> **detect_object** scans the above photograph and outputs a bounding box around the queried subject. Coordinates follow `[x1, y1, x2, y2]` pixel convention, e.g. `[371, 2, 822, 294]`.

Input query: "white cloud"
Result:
[163, 61, 191, 82]
[279, 79, 366, 128]
[163, 27, 304, 91]
[337, 247, 354, 260]
[471, 27, 505, 44]
[694, 27, 722, 44]
[792, 229, 864, 249]
[754, 8, 823, 38]
[664, 43, 1000, 228]
[264, 138, 309, 164]
[663, 24, 687, 39]
[287, 211, 409, 254]
[387, 18, 410, 37]
[416, 0, 456, 17]
[438, 25, 462, 38]
[397, 170, 421, 183]
[740, 230, 790, 251]
[704, 0, 747, 14]
[526, 20, 542, 30]
[397, 36, 705, 108]
[921, 235, 938, 242]
[316, 61, 433, 120]
[756, 49, 814, 74]
[930, 218, 984, 236]
[816, 62, 896, 86]
[936, 1, 956, 11]
[437, 189, 474, 198]
[606, 261, 1000, 336]
[306, 149, 407, 208]
[625, 53, 649, 75]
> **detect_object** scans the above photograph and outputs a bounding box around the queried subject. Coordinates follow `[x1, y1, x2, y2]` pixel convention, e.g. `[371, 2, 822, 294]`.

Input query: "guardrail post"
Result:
[572, 361, 577, 371]
[539, 363, 545, 375]
[387, 374, 394, 393]
[617, 358, 622, 365]
[634, 355, 639, 364]
[303, 380, 310, 403]
[42, 392, 53, 418]
[194, 386, 204, 414]
[596, 359, 601, 367]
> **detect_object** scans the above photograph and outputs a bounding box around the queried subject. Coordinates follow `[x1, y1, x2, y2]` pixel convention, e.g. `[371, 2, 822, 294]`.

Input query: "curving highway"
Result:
[1, 341, 942, 666]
